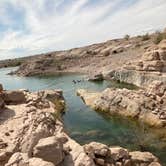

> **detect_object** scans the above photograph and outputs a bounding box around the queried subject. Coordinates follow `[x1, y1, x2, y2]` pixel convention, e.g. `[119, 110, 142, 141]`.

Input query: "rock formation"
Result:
[77, 80, 166, 128]
[0, 84, 162, 165]
[104, 40, 166, 87]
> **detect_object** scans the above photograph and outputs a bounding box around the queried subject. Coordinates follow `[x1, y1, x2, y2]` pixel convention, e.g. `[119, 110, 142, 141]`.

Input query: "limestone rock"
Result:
[62, 136, 95, 166]
[110, 147, 129, 161]
[158, 39, 166, 50]
[142, 51, 160, 61]
[129, 151, 159, 165]
[77, 87, 166, 128]
[147, 81, 166, 97]
[33, 136, 64, 165]
[84, 142, 110, 157]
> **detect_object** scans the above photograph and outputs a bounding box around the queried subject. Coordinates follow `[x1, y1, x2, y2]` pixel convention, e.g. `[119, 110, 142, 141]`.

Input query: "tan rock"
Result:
[110, 147, 129, 161]
[142, 51, 160, 61]
[63, 136, 95, 166]
[84, 142, 110, 157]
[33, 136, 64, 165]
[28, 158, 55, 166]
[129, 151, 158, 165]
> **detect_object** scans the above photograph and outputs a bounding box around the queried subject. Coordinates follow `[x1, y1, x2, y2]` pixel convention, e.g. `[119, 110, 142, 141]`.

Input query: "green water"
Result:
[0, 67, 166, 165]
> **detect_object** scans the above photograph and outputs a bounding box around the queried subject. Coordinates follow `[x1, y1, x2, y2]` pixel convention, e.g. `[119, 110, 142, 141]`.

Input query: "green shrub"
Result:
[124, 34, 130, 40]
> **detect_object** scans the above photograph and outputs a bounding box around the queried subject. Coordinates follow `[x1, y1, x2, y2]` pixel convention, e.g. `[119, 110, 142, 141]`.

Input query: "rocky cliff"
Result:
[104, 40, 166, 87]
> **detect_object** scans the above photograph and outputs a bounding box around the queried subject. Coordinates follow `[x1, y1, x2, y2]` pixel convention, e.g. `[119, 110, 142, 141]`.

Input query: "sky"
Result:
[0, 0, 166, 60]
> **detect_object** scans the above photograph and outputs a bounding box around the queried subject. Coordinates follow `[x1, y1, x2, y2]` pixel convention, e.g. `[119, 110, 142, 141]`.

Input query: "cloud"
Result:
[0, 0, 166, 60]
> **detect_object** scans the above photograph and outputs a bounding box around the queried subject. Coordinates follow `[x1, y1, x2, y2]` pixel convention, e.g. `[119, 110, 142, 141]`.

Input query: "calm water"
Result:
[0, 67, 166, 165]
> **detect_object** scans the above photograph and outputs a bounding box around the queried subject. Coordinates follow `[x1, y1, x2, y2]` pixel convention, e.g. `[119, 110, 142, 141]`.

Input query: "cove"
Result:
[0, 67, 166, 165]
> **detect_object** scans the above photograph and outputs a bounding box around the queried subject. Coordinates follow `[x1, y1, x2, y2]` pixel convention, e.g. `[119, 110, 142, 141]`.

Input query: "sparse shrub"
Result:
[124, 34, 130, 40]
[153, 32, 166, 44]
[142, 33, 150, 41]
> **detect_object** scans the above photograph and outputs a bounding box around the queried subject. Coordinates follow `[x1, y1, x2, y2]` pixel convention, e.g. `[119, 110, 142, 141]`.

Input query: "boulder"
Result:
[129, 151, 159, 165]
[110, 147, 129, 161]
[2, 90, 26, 104]
[84, 142, 110, 157]
[33, 136, 64, 165]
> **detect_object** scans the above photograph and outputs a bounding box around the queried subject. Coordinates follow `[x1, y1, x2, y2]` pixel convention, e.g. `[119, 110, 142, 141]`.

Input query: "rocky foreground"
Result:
[0, 84, 162, 166]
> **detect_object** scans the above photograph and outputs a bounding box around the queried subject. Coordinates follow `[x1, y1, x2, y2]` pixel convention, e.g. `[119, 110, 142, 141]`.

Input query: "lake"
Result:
[0, 67, 166, 165]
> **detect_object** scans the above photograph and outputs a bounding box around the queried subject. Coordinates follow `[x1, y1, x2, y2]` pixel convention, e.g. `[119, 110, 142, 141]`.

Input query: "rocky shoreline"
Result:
[0, 84, 162, 166]
[77, 80, 166, 129]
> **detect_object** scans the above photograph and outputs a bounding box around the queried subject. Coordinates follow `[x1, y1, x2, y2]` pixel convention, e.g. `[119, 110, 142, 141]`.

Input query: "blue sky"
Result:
[0, 0, 166, 60]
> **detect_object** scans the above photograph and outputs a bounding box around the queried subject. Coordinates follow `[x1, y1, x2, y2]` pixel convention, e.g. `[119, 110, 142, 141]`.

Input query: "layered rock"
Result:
[104, 40, 166, 87]
[77, 81, 166, 128]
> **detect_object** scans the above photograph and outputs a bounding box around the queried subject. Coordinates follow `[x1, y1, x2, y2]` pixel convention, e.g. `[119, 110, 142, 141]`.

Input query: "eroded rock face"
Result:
[129, 151, 159, 166]
[104, 40, 166, 88]
[77, 82, 166, 128]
